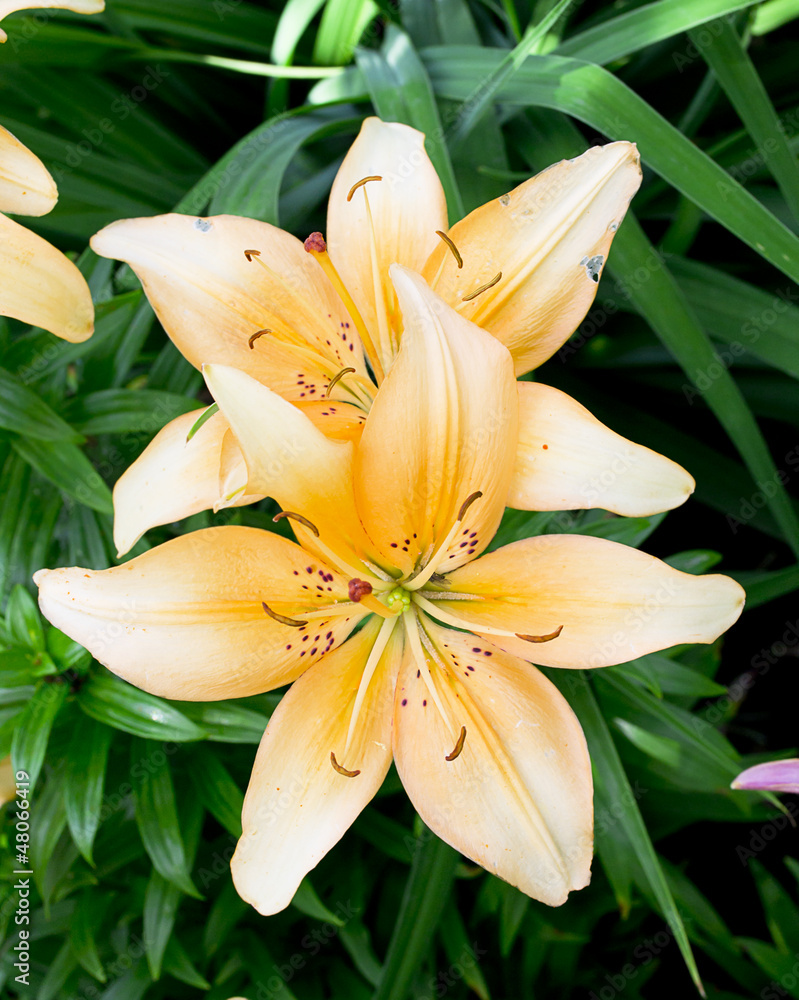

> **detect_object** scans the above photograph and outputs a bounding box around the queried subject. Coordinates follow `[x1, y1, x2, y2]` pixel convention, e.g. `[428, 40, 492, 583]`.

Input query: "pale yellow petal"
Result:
[112, 409, 262, 557]
[0, 213, 93, 341]
[0, 122, 57, 216]
[436, 535, 745, 669]
[0, 0, 103, 41]
[35, 526, 363, 699]
[327, 117, 447, 366]
[394, 621, 592, 905]
[354, 266, 518, 577]
[509, 382, 694, 516]
[204, 364, 373, 570]
[232, 618, 402, 915]
[423, 143, 642, 375]
[90, 213, 367, 398]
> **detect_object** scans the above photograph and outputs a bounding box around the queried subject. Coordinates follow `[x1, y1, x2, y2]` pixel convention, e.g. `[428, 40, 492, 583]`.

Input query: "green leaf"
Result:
[11, 436, 113, 515]
[64, 389, 201, 436]
[79, 672, 206, 742]
[130, 737, 201, 897]
[613, 717, 683, 768]
[38, 940, 79, 1000]
[4, 584, 46, 651]
[187, 744, 244, 837]
[11, 680, 68, 791]
[557, 0, 763, 64]
[69, 892, 108, 982]
[750, 860, 799, 954]
[174, 700, 268, 743]
[143, 870, 183, 980]
[64, 716, 113, 865]
[548, 670, 703, 992]
[161, 934, 210, 989]
[372, 827, 459, 1000]
[313, 0, 378, 65]
[0, 366, 83, 442]
[292, 878, 345, 925]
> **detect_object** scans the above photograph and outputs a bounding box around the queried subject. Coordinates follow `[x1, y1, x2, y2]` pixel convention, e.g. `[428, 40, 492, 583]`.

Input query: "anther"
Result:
[516, 625, 563, 643]
[244, 249, 261, 261]
[348, 579, 373, 602]
[330, 751, 360, 777]
[347, 175, 382, 202]
[303, 232, 327, 254]
[248, 328, 271, 349]
[272, 511, 320, 537]
[458, 491, 483, 521]
[325, 366, 356, 398]
[462, 271, 502, 301]
[435, 230, 463, 268]
[445, 726, 467, 761]
[262, 602, 308, 627]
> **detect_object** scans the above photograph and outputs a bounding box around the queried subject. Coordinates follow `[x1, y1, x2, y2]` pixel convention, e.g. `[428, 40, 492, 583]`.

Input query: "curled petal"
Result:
[232, 618, 402, 915]
[0, 122, 57, 216]
[394, 622, 592, 905]
[354, 266, 518, 577]
[423, 142, 641, 374]
[112, 409, 262, 557]
[35, 526, 361, 700]
[439, 534, 745, 668]
[327, 117, 448, 366]
[509, 382, 694, 516]
[0, 213, 93, 341]
[732, 760, 799, 794]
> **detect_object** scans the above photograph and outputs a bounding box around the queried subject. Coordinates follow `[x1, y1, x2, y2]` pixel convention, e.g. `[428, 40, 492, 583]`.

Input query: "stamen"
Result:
[272, 510, 319, 537]
[435, 230, 463, 268]
[405, 492, 485, 592]
[304, 232, 385, 382]
[248, 328, 271, 349]
[402, 608, 456, 737]
[244, 249, 261, 261]
[516, 626, 563, 643]
[413, 593, 562, 643]
[325, 366, 356, 398]
[330, 752, 360, 777]
[458, 490, 483, 521]
[445, 726, 467, 761]
[262, 602, 307, 627]
[348, 579, 373, 602]
[462, 271, 502, 302]
[347, 175, 382, 202]
[343, 615, 397, 756]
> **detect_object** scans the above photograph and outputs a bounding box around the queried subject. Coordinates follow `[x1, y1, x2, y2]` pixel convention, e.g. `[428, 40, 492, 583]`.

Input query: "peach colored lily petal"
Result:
[354, 265, 518, 578]
[0, 755, 15, 807]
[90, 213, 367, 399]
[509, 382, 694, 516]
[394, 622, 592, 906]
[0, 212, 93, 341]
[327, 117, 448, 369]
[0, 0, 103, 41]
[112, 408, 263, 557]
[436, 534, 745, 669]
[423, 143, 642, 375]
[232, 618, 402, 915]
[35, 526, 363, 700]
[0, 122, 57, 216]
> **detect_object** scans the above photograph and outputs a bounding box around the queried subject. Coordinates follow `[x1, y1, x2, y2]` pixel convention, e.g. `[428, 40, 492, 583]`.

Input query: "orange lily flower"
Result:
[35, 268, 745, 915]
[90, 118, 690, 557]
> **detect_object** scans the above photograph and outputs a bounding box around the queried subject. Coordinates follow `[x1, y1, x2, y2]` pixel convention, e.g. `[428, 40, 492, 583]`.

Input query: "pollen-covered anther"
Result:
[262, 602, 308, 627]
[347, 175, 382, 202]
[516, 625, 564, 643]
[348, 578, 373, 602]
[462, 271, 502, 302]
[243, 249, 261, 262]
[330, 751, 360, 777]
[325, 366, 356, 398]
[435, 230, 463, 268]
[248, 328, 271, 349]
[445, 725, 467, 761]
[272, 510, 320, 537]
[303, 232, 327, 254]
[458, 490, 483, 521]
